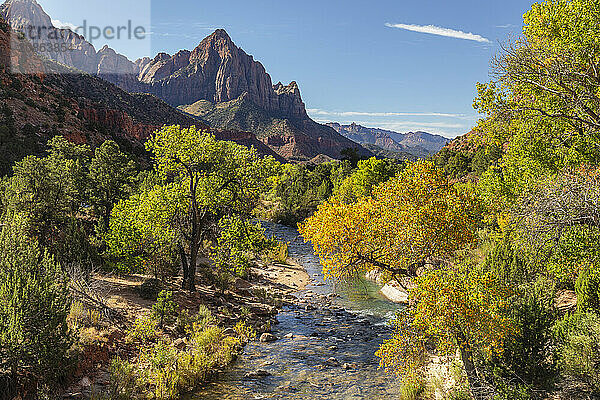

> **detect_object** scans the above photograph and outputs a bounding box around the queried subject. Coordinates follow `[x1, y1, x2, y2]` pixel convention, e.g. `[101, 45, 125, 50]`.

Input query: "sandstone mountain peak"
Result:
[207, 28, 232, 41]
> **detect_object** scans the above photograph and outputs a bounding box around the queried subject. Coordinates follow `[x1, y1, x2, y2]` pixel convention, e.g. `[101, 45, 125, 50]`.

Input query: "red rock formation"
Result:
[127, 29, 308, 119]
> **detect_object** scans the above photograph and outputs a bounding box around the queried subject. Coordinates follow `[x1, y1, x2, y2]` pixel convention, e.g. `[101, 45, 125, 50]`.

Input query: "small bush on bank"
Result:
[125, 315, 160, 345]
[108, 317, 243, 400]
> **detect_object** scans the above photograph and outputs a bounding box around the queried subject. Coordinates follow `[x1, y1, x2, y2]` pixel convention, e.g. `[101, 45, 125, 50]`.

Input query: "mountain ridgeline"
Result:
[327, 122, 449, 158]
[0, 0, 372, 161]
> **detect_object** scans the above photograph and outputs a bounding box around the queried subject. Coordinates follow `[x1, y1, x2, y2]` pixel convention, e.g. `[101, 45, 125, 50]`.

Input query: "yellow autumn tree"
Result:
[299, 160, 481, 281]
[300, 160, 513, 399]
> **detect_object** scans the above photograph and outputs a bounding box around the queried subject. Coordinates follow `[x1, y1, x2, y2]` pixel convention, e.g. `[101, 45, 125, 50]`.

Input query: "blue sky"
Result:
[41, 0, 533, 138]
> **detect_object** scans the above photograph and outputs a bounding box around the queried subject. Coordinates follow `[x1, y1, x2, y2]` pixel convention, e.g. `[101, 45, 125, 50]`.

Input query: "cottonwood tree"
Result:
[109, 126, 274, 290]
[473, 0, 600, 204]
[300, 160, 482, 282]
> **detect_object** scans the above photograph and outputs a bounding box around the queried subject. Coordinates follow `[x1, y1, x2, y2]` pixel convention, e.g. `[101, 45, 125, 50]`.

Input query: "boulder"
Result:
[325, 357, 340, 367]
[379, 280, 409, 304]
[259, 333, 278, 343]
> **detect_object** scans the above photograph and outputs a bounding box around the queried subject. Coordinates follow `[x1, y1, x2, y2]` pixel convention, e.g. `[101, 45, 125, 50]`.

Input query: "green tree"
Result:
[109, 126, 273, 290]
[0, 215, 73, 396]
[474, 0, 600, 203]
[106, 183, 182, 276]
[152, 290, 177, 328]
[211, 217, 277, 279]
[88, 140, 137, 231]
[3, 136, 90, 247]
[332, 157, 400, 203]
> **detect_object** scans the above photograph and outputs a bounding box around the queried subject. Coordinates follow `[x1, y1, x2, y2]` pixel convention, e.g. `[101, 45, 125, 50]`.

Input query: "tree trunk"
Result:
[455, 331, 485, 400]
[187, 242, 198, 291]
[179, 244, 188, 290]
[103, 207, 111, 231]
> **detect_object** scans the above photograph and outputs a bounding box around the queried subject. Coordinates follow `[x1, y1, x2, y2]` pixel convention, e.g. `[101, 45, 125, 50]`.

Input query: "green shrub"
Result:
[138, 340, 181, 399]
[107, 356, 138, 400]
[114, 317, 242, 399]
[152, 290, 177, 327]
[269, 241, 288, 263]
[125, 315, 160, 344]
[0, 216, 74, 396]
[233, 321, 256, 344]
[554, 311, 600, 391]
[399, 375, 425, 400]
[175, 309, 195, 334]
[575, 261, 600, 311]
[491, 278, 557, 387]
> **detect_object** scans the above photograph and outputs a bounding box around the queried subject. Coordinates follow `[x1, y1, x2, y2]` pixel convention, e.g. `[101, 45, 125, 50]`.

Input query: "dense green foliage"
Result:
[107, 125, 276, 290]
[272, 161, 351, 224]
[0, 216, 73, 396]
[434, 144, 502, 179]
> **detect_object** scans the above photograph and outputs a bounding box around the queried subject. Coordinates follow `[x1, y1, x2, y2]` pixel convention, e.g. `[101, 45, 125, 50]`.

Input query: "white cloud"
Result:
[385, 22, 490, 43]
[315, 119, 465, 138]
[315, 119, 465, 130]
[51, 19, 79, 32]
[307, 109, 467, 118]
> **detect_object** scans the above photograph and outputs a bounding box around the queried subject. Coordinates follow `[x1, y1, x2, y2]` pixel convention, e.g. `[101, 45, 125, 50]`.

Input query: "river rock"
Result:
[260, 333, 278, 342]
[379, 280, 409, 303]
[79, 377, 91, 387]
[244, 369, 271, 379]
[365, 268, 386, 284]
[325, 357, 340, 367]
[173, 338, 186, 350]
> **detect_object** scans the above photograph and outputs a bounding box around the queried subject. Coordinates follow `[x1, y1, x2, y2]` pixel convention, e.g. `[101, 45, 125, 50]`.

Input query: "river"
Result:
[192, 223, 405, 399]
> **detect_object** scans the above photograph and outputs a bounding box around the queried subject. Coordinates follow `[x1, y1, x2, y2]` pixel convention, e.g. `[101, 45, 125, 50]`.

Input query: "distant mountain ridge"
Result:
[326, 122, 449, 157]
[0, 0, 369, 161]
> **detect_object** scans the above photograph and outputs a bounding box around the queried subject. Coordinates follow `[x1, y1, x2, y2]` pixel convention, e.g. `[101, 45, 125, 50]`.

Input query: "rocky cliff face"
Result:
[180, 94, 370, 161]
[0, 0, 138, 75]
[128, 29, 308, 120]
[0, 17, 279, 173]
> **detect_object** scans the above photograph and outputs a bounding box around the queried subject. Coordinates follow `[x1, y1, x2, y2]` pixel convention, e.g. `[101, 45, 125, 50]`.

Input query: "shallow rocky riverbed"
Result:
[191, 223, 405, 399]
